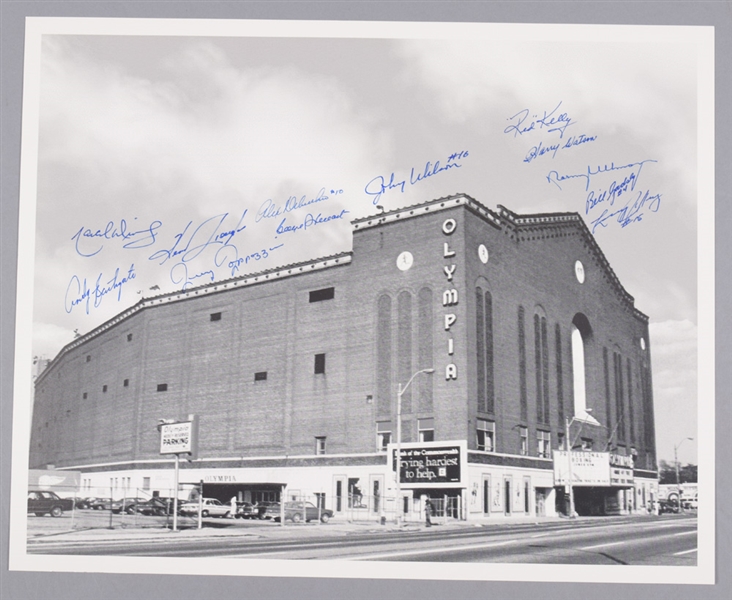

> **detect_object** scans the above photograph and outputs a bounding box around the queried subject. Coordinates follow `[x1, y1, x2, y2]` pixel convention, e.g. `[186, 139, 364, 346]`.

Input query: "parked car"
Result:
[258, 501, 281, 520]
[27, 491, 75, 517]
[136, 497, 176, 516]
[111, 498, 147, 514]
[75, 497, 98, 510]
[268, 501, 333, 523]
[179, 498, 231, 518]
[659, 499, 680, 514]
[235, 502, 259, 519]
[89, 497, 113, 510]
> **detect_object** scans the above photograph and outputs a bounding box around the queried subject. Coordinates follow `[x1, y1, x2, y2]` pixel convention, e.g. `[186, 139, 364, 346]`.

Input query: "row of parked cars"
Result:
[28, 492, 179, 517]
[28, 492, 334, 523]
[178, 499, 334, 523]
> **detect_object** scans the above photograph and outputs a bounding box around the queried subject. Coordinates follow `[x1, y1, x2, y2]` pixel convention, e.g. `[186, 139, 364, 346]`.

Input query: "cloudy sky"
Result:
[27, 22, 707, 465]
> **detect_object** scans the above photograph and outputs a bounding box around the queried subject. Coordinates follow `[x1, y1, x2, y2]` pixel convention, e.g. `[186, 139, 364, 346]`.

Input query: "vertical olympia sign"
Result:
[442, 217, 459, 381]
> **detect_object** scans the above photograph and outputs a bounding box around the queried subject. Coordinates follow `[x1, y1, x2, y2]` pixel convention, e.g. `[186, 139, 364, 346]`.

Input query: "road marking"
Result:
[674, 548, 697, 556]
[579, 540, 627, 550]
[348, 539, 518, 561]
[579, 529, 696, 551]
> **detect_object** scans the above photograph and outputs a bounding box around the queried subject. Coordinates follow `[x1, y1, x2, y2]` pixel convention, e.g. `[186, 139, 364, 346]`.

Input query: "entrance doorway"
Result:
[482, 475, 491, 516]
[503, 476, 512, 516]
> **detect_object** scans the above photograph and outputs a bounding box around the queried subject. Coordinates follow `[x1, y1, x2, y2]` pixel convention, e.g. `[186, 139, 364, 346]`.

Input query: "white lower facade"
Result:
[63, 446, 658, 521]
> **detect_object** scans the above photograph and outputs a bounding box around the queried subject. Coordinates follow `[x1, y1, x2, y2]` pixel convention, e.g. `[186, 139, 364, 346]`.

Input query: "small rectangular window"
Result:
[254, 371, 267, 381]
[142, 477, 151, 491]
[537, 430, 551, 458]
[157, 383, 168, 392]
[309, 287, 335, 303]
[82, 392, 87, 399]
[314, 353, 326, 374]
[127, 333, 133, 342]
[477, 419, 495, 452]
[418, 418, 435, 443]
[123, 379, 129, 387]
[86, 355, 91, 362]
[519, 426, 528, 455]
[315, 436, 327, 455]
[210, 312, 222, 322]
[102, 385, 108, 393]
[377, 422, 391, 451]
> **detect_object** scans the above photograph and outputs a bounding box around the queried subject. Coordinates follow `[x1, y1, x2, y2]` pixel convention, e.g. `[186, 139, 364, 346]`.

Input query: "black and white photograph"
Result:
[7, 14, 716, 587]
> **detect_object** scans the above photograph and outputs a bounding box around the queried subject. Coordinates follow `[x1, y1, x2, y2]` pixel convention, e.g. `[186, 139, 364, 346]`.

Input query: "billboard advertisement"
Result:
[28, 469, 81, 492]
[389, 441, 466, 487]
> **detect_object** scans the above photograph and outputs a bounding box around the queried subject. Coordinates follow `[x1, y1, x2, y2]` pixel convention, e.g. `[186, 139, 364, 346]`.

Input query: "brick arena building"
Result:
[30, 194, 659, 520]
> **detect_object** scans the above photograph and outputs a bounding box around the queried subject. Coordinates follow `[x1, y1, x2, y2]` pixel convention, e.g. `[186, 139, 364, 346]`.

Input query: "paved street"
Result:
[26, 512, 697, 565]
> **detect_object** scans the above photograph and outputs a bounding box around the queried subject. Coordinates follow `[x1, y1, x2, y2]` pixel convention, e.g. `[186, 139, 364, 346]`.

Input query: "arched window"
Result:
[418, 287, 434, 413]
[534, 311, 549, 425]
[570, 313, 598, 423]
[397, 291, 413, 415]
[376, 294, 392, 417]
[476, 287, 495, 414]
[518, 306, 527, 422]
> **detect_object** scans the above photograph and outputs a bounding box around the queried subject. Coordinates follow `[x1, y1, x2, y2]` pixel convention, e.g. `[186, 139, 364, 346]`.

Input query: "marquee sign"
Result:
[553, 450, 635, 487]
[389, 441, 467, 487]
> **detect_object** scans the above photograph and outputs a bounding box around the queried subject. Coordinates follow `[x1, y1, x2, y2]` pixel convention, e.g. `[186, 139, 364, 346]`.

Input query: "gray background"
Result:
[1, 1, 729, 599]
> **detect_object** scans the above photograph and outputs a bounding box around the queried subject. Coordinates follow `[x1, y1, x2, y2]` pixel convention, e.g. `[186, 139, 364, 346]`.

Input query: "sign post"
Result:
[158, 415, 199, 532]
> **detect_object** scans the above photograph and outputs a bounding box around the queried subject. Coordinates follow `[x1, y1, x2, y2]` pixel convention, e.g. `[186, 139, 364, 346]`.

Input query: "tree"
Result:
[658, 460, 697, 484]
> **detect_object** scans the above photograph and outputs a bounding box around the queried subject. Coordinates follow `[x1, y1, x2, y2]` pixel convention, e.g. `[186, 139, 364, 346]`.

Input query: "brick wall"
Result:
[30, 197, 655, 471]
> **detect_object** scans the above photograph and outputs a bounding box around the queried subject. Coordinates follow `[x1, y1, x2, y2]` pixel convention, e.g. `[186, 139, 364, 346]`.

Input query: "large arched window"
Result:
[571, 313, 599, 424]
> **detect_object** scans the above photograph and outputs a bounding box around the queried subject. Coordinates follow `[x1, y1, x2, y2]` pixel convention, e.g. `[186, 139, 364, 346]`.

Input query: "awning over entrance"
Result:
[182, 481, 287, 504]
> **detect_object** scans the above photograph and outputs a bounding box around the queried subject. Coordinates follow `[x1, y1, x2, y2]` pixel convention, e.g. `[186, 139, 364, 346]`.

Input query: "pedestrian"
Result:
[230, 495, 237, 518]
[424, 497, 432, 527]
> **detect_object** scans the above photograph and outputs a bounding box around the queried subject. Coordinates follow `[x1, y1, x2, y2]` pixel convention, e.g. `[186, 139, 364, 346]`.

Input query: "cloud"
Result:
[395, 39, 698, 204]
[33, 37, 392, 358]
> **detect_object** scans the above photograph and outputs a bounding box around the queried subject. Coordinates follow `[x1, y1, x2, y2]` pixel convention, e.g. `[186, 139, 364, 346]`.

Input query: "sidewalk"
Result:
[26, 514, 599, 546]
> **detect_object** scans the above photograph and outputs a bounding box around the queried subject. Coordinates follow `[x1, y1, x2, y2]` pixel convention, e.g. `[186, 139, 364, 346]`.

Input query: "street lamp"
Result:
[564, 409, 598, 519]
[395, 368, 435, 526]
[674, 437, 693, 511]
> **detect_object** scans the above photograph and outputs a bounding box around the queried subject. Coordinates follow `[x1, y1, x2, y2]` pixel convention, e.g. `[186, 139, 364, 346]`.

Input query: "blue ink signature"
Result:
[170, 262, 215, 291]
[71, 220, 163, 258]
[504, 102, 573, 139]
[65, 264, 137, 314]
[275, 209, 350, 235]
[226, 244, 285, 277]
[364, 151, 468, 205]
[590, 190, 662, 234]
[255, 188, 331, 223]
[524, 134, 597, 164]
[585, 173, 639, 215]
[546, 159, 657, 192]
[148, 210, 247, 266]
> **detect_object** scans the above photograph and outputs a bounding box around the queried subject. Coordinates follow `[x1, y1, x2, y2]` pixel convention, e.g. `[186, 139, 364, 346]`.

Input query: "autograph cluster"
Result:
[65, 188, 345, 315]
[502, 101, 598, 164]
[504, 101, 663, 234]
